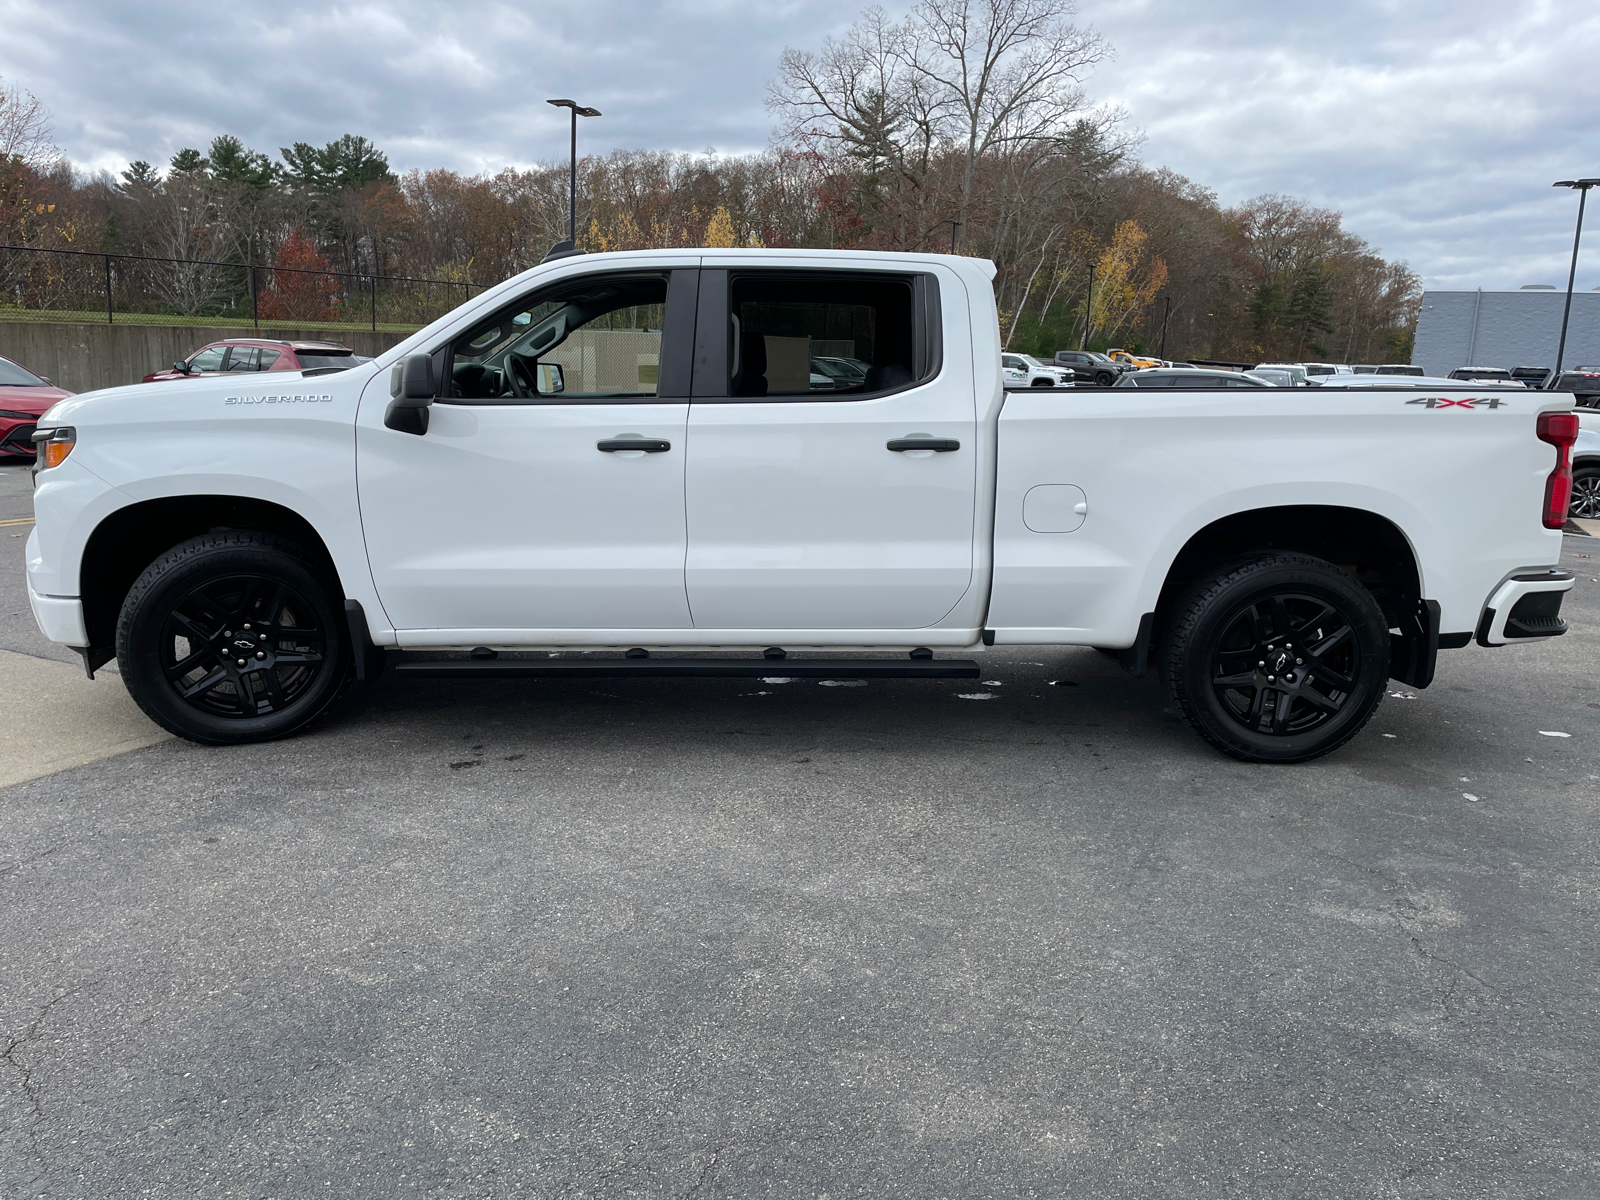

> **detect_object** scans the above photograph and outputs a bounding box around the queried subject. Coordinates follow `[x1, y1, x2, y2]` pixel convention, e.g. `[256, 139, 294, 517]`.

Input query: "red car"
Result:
[142, 339, 360, 383]
[0, 354, 74, 460]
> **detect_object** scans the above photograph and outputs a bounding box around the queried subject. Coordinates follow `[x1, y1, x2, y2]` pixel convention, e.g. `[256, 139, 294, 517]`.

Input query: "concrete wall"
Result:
[1413, 289, 1600, 377]
[0, 320, 412, 395]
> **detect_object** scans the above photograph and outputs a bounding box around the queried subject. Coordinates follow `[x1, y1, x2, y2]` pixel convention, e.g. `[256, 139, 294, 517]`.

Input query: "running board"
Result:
[393, 655, 981, 680]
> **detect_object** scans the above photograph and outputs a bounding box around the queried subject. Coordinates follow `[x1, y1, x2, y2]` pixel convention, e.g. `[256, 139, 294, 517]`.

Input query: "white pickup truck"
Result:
[25, 249, 1579, 762]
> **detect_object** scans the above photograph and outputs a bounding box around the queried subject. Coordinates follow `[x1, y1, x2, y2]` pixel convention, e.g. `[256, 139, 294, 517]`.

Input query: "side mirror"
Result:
[172, 361, 190, 374]
[385, 353, 435, 435]
[537, 362, 564, 394]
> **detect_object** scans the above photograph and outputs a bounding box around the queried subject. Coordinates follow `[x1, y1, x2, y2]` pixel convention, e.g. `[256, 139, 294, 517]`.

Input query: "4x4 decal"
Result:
[1405, 396, 1505, 409]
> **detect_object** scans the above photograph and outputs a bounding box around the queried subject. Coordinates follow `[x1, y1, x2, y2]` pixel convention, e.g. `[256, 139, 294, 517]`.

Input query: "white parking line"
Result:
[0, 649, 170, 791]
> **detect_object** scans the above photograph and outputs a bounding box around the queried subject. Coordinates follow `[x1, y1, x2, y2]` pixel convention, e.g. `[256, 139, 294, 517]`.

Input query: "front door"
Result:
[357, 268, 699, 641]
[684, 266, 977, 632]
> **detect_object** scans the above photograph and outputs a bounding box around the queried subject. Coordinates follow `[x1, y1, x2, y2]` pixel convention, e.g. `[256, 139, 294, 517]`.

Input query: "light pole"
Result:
[1553, 178, 1600, 377]
[1159, 294, 1172, 360]
[547, 98, 602, 248]
[941, 219, 962, 254]
[1080, 263, 1096, 351]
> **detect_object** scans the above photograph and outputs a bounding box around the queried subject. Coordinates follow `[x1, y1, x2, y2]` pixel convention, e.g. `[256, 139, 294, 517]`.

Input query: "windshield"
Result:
[0, 357, 48, 386]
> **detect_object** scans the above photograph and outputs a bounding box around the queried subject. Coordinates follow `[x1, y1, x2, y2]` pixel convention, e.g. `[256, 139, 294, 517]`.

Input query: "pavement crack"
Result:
[4, 982, 97, 1168]
[0, 841, 71, 880]
[678, 1149, 721, 1199]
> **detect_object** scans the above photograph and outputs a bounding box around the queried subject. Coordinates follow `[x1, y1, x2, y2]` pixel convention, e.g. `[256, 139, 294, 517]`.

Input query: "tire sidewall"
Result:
[119, 537, 348, 744]
[1171, 559, 1388, 763]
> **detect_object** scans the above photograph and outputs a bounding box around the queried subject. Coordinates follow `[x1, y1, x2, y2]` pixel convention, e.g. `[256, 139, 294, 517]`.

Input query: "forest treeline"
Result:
[0, 0, 1419, 362]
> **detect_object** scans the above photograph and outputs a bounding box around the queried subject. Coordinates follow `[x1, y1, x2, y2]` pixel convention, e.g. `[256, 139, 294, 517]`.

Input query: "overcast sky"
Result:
[2, 0, 1597, 290]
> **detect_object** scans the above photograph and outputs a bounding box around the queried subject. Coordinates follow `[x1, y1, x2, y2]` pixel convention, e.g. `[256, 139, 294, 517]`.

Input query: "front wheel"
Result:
[1164, 554, 1389, 763]
[117, 532, 350, 745]
[1094, 371, 1115, 387]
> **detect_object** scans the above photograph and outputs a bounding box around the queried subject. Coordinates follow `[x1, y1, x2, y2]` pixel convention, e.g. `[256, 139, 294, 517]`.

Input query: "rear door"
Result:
[683, 265, 976, 632]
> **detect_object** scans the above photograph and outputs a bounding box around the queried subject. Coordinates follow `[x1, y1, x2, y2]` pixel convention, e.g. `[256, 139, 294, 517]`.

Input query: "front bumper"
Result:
[1476, 568, 1573, 646]
[28, 583, 88, 646]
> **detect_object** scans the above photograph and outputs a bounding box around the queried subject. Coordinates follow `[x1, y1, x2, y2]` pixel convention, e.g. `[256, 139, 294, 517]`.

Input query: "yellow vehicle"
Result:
[1105, 348, 1161, 369]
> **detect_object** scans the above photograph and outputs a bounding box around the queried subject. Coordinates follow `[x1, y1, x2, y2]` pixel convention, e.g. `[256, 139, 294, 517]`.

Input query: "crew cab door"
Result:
[356, 268, 699, 641]
[684, 265, 975, 631]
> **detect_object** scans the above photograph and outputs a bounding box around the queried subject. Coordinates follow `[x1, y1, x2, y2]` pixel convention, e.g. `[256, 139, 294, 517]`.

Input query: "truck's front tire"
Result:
[1164, 554, 1388, 763]
[117, 533, 350, 745]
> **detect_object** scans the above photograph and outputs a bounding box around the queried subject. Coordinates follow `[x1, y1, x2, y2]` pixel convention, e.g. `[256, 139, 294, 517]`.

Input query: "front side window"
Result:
[188, 346, 226, 373]
[1002, 356, 1025, 370]
[725, 273, 922, 398]
[449, 274, 669, 403]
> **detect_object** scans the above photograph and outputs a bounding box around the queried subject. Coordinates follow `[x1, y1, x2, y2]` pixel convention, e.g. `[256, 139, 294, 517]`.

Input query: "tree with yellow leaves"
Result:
[1087, 220, 1168, 347]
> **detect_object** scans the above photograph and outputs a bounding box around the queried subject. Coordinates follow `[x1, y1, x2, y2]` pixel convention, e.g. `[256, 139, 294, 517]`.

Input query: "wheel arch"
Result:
[78, 495, 344, 662]
[1150, 504, 1430, 685]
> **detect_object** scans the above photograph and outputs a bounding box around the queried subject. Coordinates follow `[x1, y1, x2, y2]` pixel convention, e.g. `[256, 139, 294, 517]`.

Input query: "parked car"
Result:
[1511, 365, 1553, 389]
[1247, 367, 1308, 387]
[0, 354, 73, 459]
[1254, 362, 1310, 385]
[1052, 349, 1131, 386]
[1448, 366, 1521, 385]
[1313, 374, 1525, 390]
[1374, 364, 1425, 376]
[1572, 409, 1600, 518]
[1548, 368, 1600, 407]
[1001, 353, 1066, 388]
[142, 340, 361, 384]
[26, 246, 1575, 764]
[1115, 368, 1271, 388]
[1105, 347, 1160, 370]
[1301, 362, 1354, 377]
[810, 356, 868, 388]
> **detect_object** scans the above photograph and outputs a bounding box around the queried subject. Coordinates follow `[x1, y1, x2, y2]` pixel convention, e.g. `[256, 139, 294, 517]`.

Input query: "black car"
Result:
[1511, 365, 1552, 388]
[1052, 350, 1132, 387]
[1550, 368, 1600, 407]
[1448, 366, 1516, 383]
[1374, 364, 1425, 376]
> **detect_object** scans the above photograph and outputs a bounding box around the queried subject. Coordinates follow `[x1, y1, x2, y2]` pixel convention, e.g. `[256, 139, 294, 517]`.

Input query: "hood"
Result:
[0, 384, 73, 416]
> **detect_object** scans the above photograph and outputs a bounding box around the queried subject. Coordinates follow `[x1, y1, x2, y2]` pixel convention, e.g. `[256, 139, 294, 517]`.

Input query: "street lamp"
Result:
[1552, 178, 1600, 376]
[547, 98, 602, 249]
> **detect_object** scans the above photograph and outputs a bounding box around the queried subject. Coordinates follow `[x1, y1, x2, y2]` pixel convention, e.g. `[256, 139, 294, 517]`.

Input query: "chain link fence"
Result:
[0, 244, 476, 332]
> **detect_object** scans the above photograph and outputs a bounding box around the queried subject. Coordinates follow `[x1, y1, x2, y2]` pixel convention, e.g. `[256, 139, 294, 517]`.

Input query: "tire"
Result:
[117, 532, 350, 745]
[1031, 377, 1054, 388]
[1569, 465, 1600, 520]
[1094, 371, 1115, 387]
[1164, 554, 1388, 763]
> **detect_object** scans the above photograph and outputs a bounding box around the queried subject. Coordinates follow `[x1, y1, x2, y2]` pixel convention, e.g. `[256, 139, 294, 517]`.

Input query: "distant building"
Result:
[1413, 287, 1600, 376]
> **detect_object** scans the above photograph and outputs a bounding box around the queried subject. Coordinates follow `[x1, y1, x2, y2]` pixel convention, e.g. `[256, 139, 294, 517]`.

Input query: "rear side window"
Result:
[257, 348, 281, 370]
[707, 271, 937, 400]
[224, 347, 258, 372]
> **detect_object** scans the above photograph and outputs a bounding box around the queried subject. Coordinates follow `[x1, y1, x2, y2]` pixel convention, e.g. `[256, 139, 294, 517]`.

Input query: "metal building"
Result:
[1412, 288, 1600, 377]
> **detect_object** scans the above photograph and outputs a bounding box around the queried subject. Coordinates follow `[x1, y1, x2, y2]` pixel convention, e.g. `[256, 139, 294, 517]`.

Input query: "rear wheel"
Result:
[1569, 465, 1600, 519]
[1165, 554, 1388, 763]
[117, 532, 349, 745]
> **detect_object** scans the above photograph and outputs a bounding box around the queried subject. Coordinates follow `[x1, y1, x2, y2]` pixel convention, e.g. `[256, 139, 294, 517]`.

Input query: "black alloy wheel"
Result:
[118, 532, 349, 744]
[1094, 371, 1115, 386]
[1569, 465, 1600, 520]
[1165, 554, 1388, 762]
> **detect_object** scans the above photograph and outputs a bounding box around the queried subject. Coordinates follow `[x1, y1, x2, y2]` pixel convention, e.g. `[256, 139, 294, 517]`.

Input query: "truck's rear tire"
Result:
[1164, 554, 1388, 763]
[117, 532, 350, 745]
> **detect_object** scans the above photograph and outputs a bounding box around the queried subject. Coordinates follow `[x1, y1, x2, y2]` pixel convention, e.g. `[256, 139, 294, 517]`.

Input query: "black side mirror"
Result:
[172, 361, 190, 374]
[385, 353, 435, 435]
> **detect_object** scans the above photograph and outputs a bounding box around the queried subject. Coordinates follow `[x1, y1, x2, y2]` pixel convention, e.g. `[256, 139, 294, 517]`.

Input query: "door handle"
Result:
[887, 437, 960, 452]
[597, 438, 671, 453]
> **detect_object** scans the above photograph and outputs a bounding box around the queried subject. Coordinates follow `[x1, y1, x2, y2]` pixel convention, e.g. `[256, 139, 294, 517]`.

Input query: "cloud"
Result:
[3, 0, 1598, 289]
[1080, 0, 1600, 288]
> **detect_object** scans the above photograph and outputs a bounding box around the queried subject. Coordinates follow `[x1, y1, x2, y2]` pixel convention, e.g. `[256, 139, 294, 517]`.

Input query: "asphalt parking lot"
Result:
[1, 459, 1597, 1198]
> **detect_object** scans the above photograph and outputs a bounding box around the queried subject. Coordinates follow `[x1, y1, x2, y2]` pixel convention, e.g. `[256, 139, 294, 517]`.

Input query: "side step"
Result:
[393, 655, 981, 681]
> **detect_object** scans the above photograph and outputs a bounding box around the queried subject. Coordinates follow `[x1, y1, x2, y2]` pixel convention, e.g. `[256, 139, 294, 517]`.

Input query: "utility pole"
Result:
[1080, 264, 1096, 351]
[1159, 295, 1172, 360]
[1553, 178, 1600, 377]
[547, 99, 602, 247]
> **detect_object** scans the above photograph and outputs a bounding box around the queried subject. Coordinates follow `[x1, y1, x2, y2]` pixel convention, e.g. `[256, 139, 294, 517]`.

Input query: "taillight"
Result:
[31, 425, 76, 471]
[1537, 410, 1580, 528]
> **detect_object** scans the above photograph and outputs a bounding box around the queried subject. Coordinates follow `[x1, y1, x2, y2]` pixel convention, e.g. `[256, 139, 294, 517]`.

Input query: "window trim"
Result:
[433, 268, 697, 407]
[689, 268, 944, 404]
